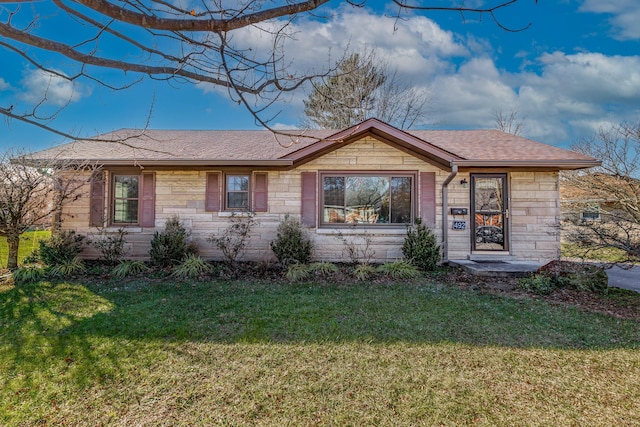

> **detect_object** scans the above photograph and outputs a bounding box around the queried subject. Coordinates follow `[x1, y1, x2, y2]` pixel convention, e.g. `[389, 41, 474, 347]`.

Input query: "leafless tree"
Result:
[0, 0, 534, 140]
[493, 109, 526, 136]
[0, 150, 95, 270]
[562, 120, 640, 263]
[303, 50, 431, 129]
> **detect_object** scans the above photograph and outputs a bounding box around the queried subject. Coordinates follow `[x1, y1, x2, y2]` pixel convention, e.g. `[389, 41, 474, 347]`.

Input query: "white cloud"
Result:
[430, 57, 519, 128]
[199, 7, 640, 145]
[428, 49, 640, 143]
[20, 69, 89, 106]
[580, 0, 640, 40]
[0, 78, 9, 91]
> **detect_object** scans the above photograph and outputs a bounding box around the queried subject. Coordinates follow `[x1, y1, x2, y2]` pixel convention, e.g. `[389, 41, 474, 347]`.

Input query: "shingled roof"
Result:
[30, 118, 599, 170]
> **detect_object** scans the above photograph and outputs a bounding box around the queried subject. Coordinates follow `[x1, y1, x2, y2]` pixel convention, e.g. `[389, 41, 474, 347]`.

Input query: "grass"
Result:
[0, 230, 51, 269]
[562, 242, 634, 263]
[1, 276, 639, 426]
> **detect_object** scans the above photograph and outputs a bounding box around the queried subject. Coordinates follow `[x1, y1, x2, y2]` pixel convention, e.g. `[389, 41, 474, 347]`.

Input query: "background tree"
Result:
[0, 150, 92, 269]
[562, 120, 640, 263]
[302, 50, 430, 129]
[493, 109, 526, 136]
[0, 1, 532, 139]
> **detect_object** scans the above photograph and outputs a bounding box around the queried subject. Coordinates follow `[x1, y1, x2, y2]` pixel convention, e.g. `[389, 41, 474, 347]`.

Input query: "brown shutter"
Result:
[253, 172, 268, 212]
[301, 172, 317, 227]
[140, 172, 155, 227]
[420, 172, 436, 227]
[205, 172, 220, 212]
[89, 171, 105, 227]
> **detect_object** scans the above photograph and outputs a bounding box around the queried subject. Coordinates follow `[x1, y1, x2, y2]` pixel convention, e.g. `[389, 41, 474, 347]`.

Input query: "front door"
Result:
[471, 174, 508, 252]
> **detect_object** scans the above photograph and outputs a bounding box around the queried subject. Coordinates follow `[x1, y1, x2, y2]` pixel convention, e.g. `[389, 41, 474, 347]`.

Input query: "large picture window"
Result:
[321, 173, 414, 225]
[113, 175, 140, 224]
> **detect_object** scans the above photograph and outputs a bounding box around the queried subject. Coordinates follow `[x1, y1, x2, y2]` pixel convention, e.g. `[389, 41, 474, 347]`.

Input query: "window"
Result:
[96, 171, 154, 227]
[113, 175, 139, 224]
[321, 173, 414, 225]
[225, 174, 250, 210]
[581, 207, 601, 221]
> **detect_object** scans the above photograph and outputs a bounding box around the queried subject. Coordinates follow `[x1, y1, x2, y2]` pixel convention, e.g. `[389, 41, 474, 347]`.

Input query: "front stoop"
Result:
[448, 259, 541, 278]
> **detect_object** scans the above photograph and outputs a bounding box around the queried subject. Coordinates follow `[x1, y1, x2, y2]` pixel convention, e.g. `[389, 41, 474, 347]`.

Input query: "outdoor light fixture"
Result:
[460, 178, 468, 188]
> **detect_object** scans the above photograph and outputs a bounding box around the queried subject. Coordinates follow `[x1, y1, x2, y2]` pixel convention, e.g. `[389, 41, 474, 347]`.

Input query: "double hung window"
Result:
[113, 175, 140, 224]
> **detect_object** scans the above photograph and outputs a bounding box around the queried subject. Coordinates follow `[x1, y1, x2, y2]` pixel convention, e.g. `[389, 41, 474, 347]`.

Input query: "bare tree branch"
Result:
[0, 0, 533, 141]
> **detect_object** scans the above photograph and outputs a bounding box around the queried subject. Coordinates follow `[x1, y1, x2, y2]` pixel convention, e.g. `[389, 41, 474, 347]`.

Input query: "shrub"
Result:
[13, 264, 48, 284]
[309, 261, 339, 277]
[537, 260, 609, 294]
[270, 214, 313, 266]
[172, 255, 212, 279]
[353, 263, 377, 281]
[285, 263, 311, 282]
[111, 260, 150, 280]
[517, 274, 555, 295]
[209, 213, 257, 267]
[376, 261, 421, 280]
[89, 227, 128, 265]
[38, 230, 85, 266]
[150, 216, 194, 267]
[48, 257, 86, 277]
[402, 217, 440, 271]
[335, 227, 375, 265]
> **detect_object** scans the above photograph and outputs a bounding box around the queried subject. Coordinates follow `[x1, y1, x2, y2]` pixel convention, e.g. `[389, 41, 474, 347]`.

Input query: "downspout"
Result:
[441, 164, 458, 263]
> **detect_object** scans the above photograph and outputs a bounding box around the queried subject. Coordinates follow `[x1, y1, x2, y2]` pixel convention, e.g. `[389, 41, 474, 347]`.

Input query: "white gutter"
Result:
[441, 164, 459, 263]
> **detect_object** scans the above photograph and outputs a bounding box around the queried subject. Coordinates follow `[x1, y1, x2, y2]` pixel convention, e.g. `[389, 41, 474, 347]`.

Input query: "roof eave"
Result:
[29, 159, 294, 168]
[453, 159, 601, 170]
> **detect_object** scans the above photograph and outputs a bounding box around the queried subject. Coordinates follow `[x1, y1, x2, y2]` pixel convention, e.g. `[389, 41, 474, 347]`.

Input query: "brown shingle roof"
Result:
[30, 119, 598, 169]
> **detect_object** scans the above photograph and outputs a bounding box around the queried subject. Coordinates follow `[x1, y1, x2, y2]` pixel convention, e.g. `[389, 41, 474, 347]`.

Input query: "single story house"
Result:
[31, 118, 599, 264]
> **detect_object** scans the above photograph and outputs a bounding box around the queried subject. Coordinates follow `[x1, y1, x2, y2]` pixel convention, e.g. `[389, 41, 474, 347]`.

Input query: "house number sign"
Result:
[452, 220, 467, 230]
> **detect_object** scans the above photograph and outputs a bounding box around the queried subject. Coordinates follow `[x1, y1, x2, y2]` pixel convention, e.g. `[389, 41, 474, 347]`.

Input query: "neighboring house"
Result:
[31, 118, 599, 264]
[560, 173, 639, 222]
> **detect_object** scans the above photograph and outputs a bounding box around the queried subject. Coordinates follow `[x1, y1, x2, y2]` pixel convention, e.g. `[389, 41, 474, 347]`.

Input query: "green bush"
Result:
[48, 257, 86, 277]
[285, 263, 311, 282]
[150, 216, 194, 267]
[111, 260, 150, 280]
[402, 218, 440, 271]
[270, 214, 313, 266]
[37, 230, 85, 267]
[376, 261, 421, 280]
[309, 261, 339, 277]
[353, 263, 377, 281]
[13, 264, 48, 284]
[172, 255, 212, 279]
[518, 274, 555, 295]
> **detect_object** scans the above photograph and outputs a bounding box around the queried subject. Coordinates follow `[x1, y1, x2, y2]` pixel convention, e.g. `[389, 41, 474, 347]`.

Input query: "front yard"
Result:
[1, 272, 639, 426]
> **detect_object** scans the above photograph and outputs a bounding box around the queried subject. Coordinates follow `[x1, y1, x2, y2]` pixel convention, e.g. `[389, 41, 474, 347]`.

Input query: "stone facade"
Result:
[60, 136, 561, 264]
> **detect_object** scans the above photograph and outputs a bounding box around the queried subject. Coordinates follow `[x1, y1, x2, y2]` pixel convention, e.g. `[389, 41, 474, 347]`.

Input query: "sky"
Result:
[0, 0, 639, 151]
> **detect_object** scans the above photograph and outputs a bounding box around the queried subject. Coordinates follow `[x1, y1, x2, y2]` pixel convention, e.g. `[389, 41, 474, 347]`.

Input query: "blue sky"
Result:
[1, 0, 639, 151]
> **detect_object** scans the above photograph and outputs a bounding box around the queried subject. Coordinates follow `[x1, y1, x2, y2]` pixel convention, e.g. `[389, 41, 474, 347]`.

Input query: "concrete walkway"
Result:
[449, 260, 640, 293]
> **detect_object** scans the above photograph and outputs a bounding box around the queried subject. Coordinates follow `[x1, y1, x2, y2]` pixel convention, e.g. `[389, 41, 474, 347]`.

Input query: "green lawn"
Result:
[562, 242, 636, 263]
[0, 230, 51, 269]
[1, 277, 639, 426]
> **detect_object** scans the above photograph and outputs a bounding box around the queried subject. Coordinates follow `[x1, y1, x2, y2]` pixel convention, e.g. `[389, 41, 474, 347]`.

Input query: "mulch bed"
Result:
[444, 268, 640, 321]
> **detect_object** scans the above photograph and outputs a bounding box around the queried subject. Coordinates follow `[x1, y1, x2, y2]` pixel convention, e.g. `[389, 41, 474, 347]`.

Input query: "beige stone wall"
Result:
[59, 138, 561, 264]
[509, 171, 560, 263]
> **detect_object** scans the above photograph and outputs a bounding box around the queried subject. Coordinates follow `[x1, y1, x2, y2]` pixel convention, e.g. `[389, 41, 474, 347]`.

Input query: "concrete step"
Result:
[449, 259, 540, 278]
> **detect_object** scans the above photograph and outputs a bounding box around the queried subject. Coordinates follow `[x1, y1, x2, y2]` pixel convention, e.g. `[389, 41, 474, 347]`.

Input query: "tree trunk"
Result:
[6, 234, 20, 270]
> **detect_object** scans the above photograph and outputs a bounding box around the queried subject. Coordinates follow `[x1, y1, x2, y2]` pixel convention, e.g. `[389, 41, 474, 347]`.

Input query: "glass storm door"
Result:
[471, 174, 508, 251]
